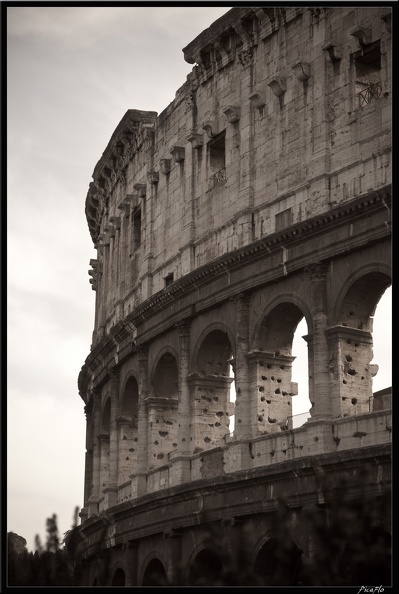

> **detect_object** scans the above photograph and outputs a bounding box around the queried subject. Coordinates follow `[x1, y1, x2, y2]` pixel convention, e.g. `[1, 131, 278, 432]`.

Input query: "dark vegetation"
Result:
[7, 471, 391, 586]
[7, 508, 78, 586]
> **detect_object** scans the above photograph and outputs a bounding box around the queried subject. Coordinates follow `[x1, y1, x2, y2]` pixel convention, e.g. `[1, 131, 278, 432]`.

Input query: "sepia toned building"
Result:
[66, 6, 391, 585]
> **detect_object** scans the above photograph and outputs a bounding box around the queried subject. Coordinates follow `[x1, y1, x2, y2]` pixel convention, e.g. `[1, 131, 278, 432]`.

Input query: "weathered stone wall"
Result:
[75, 6, 391, 586]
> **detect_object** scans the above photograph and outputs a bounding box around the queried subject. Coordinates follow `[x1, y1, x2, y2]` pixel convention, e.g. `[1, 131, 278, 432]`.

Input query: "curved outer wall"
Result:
[70, 6, 391, 586]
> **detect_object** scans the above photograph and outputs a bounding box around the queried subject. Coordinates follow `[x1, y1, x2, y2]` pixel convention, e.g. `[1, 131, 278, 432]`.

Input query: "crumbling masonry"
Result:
[67, 6, 391, 586]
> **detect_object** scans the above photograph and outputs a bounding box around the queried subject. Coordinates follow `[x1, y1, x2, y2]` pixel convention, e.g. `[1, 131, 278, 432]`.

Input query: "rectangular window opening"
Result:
[354, 41, 382, 107]
[208, 131, 226, 186]
[132, 209, 141, 249]
[275, 208, 293, 232]
[164, 273, 174, 287]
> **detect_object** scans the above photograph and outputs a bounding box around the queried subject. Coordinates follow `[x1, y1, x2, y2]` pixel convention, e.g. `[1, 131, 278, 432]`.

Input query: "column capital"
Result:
[304, 262, 329, 281]
[175, 319, 191, 337]
[230, 291, 251, 307]
[110, 368, 120, 384]
[135, 342, 149, 361]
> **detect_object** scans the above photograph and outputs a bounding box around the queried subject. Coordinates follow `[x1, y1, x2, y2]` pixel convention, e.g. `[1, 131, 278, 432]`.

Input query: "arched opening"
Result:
[153, 353, 178, 398]
[255, 303, 305, 432]
[332, 272, 391, 417]
[291, 317, 311, 426]
[370, 286, 392, 409]
[187, 547, 224, 585]
[142, 558, 168, 586]
[191, 329, 234, 451]
[118, 377, 139, 486]
[92, 576, 98, 586]
[253, 537, 302, 585]
[111, 568, 126, 586]
[149, 353, 179, 468]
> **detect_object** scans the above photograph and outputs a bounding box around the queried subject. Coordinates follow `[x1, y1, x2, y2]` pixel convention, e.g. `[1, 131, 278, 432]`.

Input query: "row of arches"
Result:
[90, 268, 390, 499]
[94, 536, 302, 586]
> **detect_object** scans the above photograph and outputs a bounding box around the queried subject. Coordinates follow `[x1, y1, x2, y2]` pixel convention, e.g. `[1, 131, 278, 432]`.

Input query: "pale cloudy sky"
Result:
[7, 5, 391, 552]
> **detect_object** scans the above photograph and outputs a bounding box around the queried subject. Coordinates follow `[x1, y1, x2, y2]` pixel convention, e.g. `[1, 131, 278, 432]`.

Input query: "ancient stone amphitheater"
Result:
[66, 6, 391, 586]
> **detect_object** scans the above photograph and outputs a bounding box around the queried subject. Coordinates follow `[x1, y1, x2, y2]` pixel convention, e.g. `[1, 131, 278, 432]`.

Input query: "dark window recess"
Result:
[208, 131, 226, 186]
[133, 209, 141, 248]
[275, 208, 293, 232]
[354, 41, 382, 107]
[165, 273, 174, 287]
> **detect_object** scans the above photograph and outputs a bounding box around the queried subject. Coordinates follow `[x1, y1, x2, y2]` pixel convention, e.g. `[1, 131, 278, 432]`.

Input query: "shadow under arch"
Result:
[110, 567, 125, 586]
[141, 557, 168, 586]
[191, 321, 235, 375]
[187, 546, 224, 586]
[251, 299, 310, 432]
[332, 264, 391, 328]
[189, 324, 235, 450]
[252, 293, 313, 349]
[252, 535, 302, 585]
[329, 269, 391, 417]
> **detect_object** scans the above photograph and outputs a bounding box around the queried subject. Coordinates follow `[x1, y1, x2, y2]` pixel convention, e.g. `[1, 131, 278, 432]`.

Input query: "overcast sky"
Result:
[7, 5, 391, 552]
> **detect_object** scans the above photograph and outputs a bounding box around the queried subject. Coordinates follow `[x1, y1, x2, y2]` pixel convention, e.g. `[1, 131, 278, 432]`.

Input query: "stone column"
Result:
[162, 529, 182, 584]
[116, 415, 135, 487]
[88, 389, 102, 517]
[83, 400, 93, 511]
[233, 293, 251, 440]
[135, 344, 149, 496]
[103, 369, 119, 509]
[169, 321, 192, 485]
[326, 325, 376, 417]
[176, 320, 191, 453]
[305, 263, 332, 420]
[98, 433, 110, 506]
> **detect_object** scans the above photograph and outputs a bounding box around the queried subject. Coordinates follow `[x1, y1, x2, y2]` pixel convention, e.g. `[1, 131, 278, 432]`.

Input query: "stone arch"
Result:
[190, 324, 235, 452]
[251, 293, 313, 349]
[328, 266, 391, 417]
[251, 298, 308, 432]
[148, 350, 179, 468]
[140, 556, 168, 586]
[110, 566, 126, 586]
[187, 545, 224, 585]
[332, 262, 391, 327]
[117, 375, 139, 486]
[191, 322, 235, 375]
[252, 535, 302, 585]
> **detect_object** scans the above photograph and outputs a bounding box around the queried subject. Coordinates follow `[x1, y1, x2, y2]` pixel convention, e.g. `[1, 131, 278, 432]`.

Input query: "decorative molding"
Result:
[322, 42, 342, 62]
[304, 262, 329, 281]
[175, 320, 191, 337]
[267, 77, 286, 97]
[381, 11, 391, 33]
[202, 120, 218, 138]
[169, 146, 185, 163]
[292, 62, 310, 81]
[147, 170, 159, 185]
[187, 132, 204, 149]
[238, 48, 253, 68]
[249, 91, 266, 109]
[117, 199, 131, 218]
[223, 105, 240, 123]
[133, 183, 147, 198]
[350, 26, 372, 48]
[109, 216, 121, 231]
[160, 159, 172, 175]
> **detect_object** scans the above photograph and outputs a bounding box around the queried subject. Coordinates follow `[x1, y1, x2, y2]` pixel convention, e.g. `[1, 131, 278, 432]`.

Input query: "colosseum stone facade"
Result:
[67, 6, 392, 586]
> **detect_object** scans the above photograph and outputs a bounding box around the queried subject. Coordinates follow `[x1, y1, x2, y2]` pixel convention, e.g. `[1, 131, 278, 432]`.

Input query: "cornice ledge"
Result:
[129, 188, 390, 326]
